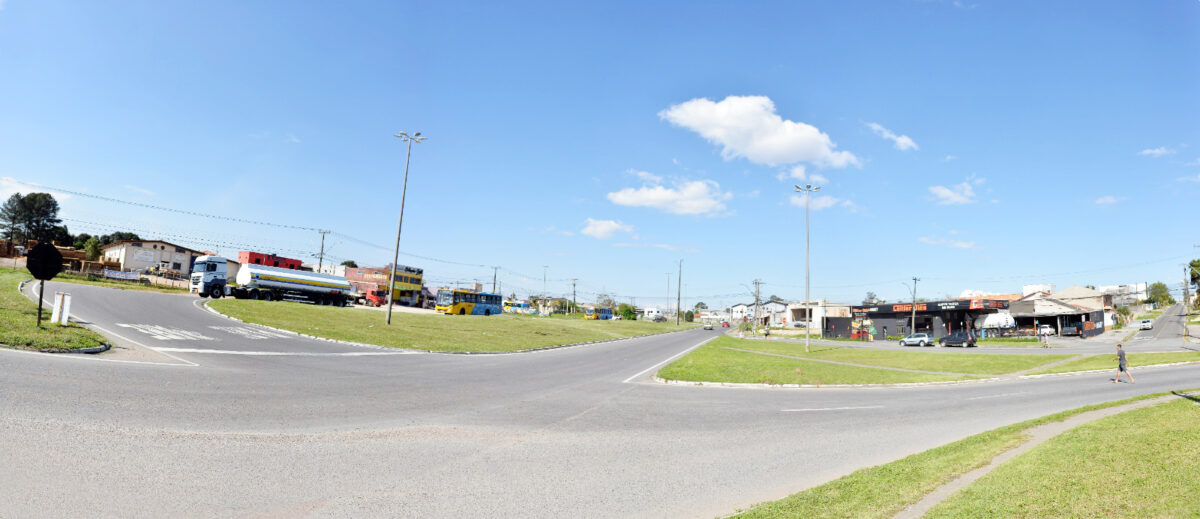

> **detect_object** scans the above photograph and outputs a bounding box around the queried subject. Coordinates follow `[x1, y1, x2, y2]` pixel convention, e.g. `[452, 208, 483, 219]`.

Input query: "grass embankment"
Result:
[732, 391, 1188, 519]
[50, 270, 186, 293]
[976, 337, 1041, 346]
[1029, 351, 1200, 374]
[208, 299, 695, 352]
[927, 395, 1200, 517]
[0, 269, 108, 351]
[1136, 310, 1163, 321]
[656, 336, 1071, 385]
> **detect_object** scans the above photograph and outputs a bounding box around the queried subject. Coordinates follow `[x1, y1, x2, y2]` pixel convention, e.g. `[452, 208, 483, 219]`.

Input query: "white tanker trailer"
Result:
[190, 255, 352, 306]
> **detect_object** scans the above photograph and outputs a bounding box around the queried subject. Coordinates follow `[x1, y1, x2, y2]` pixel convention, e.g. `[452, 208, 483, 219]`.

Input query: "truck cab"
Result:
[190, 255, 229, 298]
[365, 288, 389, 307]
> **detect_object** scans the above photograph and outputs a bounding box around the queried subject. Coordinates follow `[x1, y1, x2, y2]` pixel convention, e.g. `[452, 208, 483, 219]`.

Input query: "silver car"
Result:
[899, 333, 933, 347]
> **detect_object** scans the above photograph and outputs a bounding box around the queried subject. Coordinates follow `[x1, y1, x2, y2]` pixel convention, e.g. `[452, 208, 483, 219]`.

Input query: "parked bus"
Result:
[504, 300, 535, 315]
[584, 307, 613, 320]
[435, 288, 502, 316]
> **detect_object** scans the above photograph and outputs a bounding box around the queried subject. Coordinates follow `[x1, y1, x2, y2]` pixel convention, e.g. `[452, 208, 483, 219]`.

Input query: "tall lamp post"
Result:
[386, 131, 426, 325]
[795, 184, 819, 353]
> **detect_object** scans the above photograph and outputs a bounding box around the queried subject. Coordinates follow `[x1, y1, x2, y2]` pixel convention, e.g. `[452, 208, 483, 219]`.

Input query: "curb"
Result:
[200, 300, 702, 355]
[13, 278, 111, 354]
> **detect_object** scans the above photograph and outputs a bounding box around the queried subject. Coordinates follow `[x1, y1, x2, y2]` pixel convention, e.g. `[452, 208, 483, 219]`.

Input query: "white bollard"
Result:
[50, 292, 63, 324]
[59, 293, 72, 325]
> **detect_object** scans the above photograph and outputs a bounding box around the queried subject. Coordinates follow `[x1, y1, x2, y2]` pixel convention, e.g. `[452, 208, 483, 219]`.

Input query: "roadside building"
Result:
[832, 298, 1011, 340]
[238, 251, 302, 270]
[786, 300, 851, 330]
[730, 303, 751, 322]
[1008, 294, 1106, 338]
[1097, 283, 1147, 307]
[310, 263, 348, 277]
[643, 307, 664, 320]
[101, 240, 205, 274]
[344, 265, 424, 307]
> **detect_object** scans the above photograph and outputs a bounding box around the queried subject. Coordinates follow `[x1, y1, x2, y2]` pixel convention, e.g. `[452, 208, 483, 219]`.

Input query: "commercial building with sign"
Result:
[344, 264, 424, 306]
[101, 240, 205, 274]
[828, 299, 1011, 339]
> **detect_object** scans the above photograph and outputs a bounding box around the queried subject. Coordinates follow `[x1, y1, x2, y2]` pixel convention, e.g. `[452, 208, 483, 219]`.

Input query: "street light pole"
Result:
[386, 131, 425, 325]
[795, 184, 820, 353]
[910, 277, 920, 335]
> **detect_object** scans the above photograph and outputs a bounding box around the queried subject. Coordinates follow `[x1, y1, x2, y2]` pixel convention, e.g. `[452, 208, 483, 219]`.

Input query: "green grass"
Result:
[0, 268, 108, 351]
[1029, 351, 1200, 374]
[658, 341, 973, 385]
[731, 391, 1183, 519]
[976, 337, 1041, 346]
[49, 270, 187, 293]
[1136, 310, 1162, 321]
[926, 396, 1200, 517]
[207, 299, 694, 352]
[669, 337, 1069, 378]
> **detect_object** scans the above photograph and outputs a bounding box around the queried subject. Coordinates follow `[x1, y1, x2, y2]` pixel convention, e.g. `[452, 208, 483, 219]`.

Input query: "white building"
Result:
[101, 240, 205, 274]
[786, 299, 851, 330]
[306, 263, 347, 277]
[643, 307, 664, 319]
[1096, 283, 1147, 306]
[1021, 284, 1056, 297]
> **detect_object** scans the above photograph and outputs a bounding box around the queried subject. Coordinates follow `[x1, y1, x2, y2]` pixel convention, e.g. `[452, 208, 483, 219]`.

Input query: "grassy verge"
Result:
[47, 270, 187, 293]
[665, 337, 1068, 379]
[1136, 310, 1162, 321]
[0, 269, 108, 351]
[976, 337, 1040, 346]
[731, 391, 1187, 518]
[1028, 351, 1200, 374]
[926, 396, 1200, 517]
[208, 299, 694, 352]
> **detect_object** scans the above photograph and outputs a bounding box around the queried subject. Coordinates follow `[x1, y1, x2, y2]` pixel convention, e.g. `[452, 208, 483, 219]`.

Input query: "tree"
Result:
[768, 294, 784, 303]
[100, 232, 141, 245]
[19, 192, 62, 241]
[0, 193, 22, 242]
[83, 237, 102, 261]
[863, 291, 879, 305]
[340, 260, 358, 268]
[47, 224, 72, 246]
[596, 292, 616, 309]
[73, 233, 94, 250]
[1147, 281, 1175, 307]
[684, 310, 694, 322]
[1190, 259, 1200, 289]
[694, 301, 708, 310]
[618, 303, 637, 320]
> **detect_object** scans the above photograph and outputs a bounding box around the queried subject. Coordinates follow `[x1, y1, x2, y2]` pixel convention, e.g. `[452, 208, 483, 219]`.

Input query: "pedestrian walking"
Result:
[1113, 344, 1135, 384]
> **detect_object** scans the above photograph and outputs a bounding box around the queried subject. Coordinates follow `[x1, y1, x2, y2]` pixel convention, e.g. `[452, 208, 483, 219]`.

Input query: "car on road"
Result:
[939, 331, 977, 347]
[898, 333, 933, 347]
[1037, 324, 1054, 336]
[652, 316, 667, 323]
[703, 322, 714, 330]
[721, 321, 730, 328]
[1140, 319, 1153, 330]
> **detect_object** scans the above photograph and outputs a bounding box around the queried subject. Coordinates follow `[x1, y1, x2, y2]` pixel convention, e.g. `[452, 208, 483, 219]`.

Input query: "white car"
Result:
[1037, 324, 1054, 336]
[1140, 319, 1153, 330]
[898, 333, 932, 347]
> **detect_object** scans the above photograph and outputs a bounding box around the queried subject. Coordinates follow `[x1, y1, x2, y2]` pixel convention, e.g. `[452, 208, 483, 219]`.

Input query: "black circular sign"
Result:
[26, 242, 63, 281]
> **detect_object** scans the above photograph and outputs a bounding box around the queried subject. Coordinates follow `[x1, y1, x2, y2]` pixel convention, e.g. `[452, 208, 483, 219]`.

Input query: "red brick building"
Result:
[238, 251, 302, 270]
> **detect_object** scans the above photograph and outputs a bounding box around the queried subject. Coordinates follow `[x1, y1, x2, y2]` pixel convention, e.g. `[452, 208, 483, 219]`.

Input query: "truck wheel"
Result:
[458, 308, 465, 315]
[250, 289, 260, 300]
[484, 309, 491, 316]
[262, 291, 273, 302]
[211, 286, 223, 299]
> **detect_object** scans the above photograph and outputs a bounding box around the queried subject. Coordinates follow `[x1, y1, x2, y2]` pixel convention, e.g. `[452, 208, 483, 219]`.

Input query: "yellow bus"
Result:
[584, 307, 613, 320]
[435, 289, 502, 316]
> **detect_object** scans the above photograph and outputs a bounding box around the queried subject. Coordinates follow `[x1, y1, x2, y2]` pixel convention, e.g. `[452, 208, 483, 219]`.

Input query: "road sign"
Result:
[26, 242, 63, 281]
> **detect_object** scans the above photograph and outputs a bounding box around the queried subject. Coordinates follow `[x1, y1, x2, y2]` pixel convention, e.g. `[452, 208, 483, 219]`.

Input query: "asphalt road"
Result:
[2, 281, 1197, 518]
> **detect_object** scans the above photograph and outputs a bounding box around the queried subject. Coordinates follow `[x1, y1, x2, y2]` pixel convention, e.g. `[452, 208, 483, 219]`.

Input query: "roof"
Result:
[101, 239, 204, 255]
[1008, 297, 1096, 317]
[1050, 285, 1104, 310]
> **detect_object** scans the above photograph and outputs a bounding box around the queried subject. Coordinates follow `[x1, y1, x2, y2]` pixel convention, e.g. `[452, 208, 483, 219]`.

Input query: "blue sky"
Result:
[2, 1, 1197, 310]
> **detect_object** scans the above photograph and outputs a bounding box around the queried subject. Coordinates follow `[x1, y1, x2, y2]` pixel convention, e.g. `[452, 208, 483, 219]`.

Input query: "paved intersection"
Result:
[1, 281, 1196, 517]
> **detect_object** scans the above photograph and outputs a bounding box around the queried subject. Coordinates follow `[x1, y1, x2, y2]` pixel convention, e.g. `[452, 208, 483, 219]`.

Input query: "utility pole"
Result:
[796, 183, 820, 353]
[571, 278, 577, 316]
[386, 131, 425, 325]
[910, 276, 920, 335]
[316, 230, 329, 272]
[491, 266, 499, 294]
[753, 279, 762, 332]
[676, 259, 682, 325]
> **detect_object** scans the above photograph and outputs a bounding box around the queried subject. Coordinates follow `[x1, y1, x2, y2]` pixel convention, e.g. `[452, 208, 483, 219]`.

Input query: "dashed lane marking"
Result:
[965, 391, 1029, 401]
[208, 326, 290, 340]
[152, 347, 416, 356]
[115, 323, 215, 341]
[781, 406, 884, 412]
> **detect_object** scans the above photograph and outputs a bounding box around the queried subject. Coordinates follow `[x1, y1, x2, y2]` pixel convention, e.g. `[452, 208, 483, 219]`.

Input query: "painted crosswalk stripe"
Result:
[208, 326, 290, 340]
[115, 323, 214, 341]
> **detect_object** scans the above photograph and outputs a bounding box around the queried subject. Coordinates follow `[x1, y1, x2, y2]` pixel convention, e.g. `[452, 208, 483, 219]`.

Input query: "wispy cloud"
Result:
[286, 133, 302, 144]
[918, 236, 976, 250]
[1138, 147, 1174, 157]
[943, 155, 957, 162]
[542, 226, 574, 237]
[1185, 157, 1200, 167]
[1094, 195, 1120, 205]
[866, 122, 918, 151]
[580, 218, 633, 240]
[607, 178, 731, 215]
[789, 194, 850, 211]
[1178, 173, 1200, 183]
[628, 169, 662, 184]
[929, 176, 984, 205]
[659, 95, 859, 168]
[123, 185, 155, 196]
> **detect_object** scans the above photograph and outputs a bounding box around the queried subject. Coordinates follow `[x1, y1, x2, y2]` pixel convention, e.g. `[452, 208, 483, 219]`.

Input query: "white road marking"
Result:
[115, 323, 215, 341]
[622, 335, 718, 384]
[208, 326, 290, 340]
[781, 406, 884, 412]
[152, 347, 415, 356]
[965, 391, 1029, 401]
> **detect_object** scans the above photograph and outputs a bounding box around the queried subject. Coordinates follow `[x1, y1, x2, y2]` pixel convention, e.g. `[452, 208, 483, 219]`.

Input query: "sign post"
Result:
[26, 242, 63, 327]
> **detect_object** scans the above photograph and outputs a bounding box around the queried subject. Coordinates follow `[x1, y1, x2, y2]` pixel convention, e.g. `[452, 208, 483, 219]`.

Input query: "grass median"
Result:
[207, 298, 696, 352]
[0, 269, 108, 351]
[734, 338, 1069, 375]
[49, 270, 187, 293]
[731, 391, 1188, 518]
[1028, 351, 1200, 375]
[926, 395, 1200, 517]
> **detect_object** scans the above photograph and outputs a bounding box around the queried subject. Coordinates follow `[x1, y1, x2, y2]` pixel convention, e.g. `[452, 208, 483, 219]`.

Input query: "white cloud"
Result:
[286, 133, 301, 144]
[1186, 158, 1200, 166]
[1138, 147, 1174, 157]
[866, 122, 918, 151]
[943, 155, 957, 162]
[928, 178, 978, 205]
[659, 95, 859, 168]
[789, 194, 840, 211]
[1178, 173, 1200, 183]
[776, 165, 807, 182]
[580, 218, 633, 240]
[809, 173, 829, 185]
[607, 179, 731, 215]
[628, 169, 663, 184]
[919, 236, 976, 250]
[1094, 195, 1119, 205]
[542, 226, 574, 237]
[123, 185, 154, 196]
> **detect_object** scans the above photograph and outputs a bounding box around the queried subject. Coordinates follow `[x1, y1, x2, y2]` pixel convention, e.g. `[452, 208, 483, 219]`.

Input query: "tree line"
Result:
[2, 192, 141, 259]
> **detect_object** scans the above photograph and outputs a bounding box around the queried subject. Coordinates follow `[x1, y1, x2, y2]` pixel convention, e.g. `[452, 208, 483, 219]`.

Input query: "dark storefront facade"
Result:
[826, 299, 1010, 340]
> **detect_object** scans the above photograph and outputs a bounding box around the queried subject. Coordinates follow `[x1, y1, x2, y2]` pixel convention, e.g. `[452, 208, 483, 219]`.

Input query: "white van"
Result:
[1139, 319, 1153, 330]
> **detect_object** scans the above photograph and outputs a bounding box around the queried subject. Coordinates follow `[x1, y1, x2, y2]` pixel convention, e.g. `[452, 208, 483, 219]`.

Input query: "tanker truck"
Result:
[190, 255, 352, 306]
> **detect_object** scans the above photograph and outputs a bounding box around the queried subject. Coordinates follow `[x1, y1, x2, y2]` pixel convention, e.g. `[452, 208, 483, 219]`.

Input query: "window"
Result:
[172, 262, 181, 270]
[132, 242, 142, 247]
[175, 247, 184, 253]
